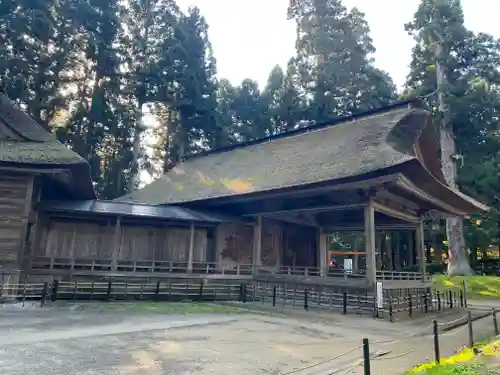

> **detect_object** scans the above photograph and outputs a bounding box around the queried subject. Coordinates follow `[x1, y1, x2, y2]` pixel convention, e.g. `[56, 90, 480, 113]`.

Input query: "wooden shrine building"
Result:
[0, 94, 488, 292]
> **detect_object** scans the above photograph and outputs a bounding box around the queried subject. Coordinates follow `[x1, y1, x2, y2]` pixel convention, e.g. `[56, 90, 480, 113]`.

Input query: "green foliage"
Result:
[405, 0, 500, 271]
[432, 275, 500, 300]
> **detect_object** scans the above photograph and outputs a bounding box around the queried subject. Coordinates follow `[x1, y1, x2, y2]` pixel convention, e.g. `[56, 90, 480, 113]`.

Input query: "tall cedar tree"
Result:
[287, 0, 397, 121]
[405, 0, 500, 273]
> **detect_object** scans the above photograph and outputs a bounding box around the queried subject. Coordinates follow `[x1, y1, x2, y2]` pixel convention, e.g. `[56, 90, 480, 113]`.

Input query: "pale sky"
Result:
[176, 0, 500, 89]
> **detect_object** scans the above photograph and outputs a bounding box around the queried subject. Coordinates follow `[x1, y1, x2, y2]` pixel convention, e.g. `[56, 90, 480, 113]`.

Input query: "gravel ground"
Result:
[0, 302, 495, 375]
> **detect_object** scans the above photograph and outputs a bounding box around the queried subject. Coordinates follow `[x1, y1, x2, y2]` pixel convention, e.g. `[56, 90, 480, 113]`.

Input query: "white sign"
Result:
[344, 259, 353, 274]
[376, 281, 384, 309]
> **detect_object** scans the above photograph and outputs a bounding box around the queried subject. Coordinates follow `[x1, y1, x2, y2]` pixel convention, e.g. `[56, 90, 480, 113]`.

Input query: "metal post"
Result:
[199, 279, 204, 301]
[433, 320, 440, 363]
[437, 291, 441, 311]
[272, 285, 277, 307]
[408, 295, 413, 318]
[493, 308, 499, 336]
[51, 280, 59, 302]
[304, 288, 309, 311]
[463, 280, 468, 308]
[449, 290, 453, 309]
[107, 280, 112, 302]
[155, 281, 160, 301]
[342, 292, 347, 315]
[363, 338, 371, 375]
[389, 297, 393, 322]
[468, 310, 474, 348]
[41, 282, 48, 307]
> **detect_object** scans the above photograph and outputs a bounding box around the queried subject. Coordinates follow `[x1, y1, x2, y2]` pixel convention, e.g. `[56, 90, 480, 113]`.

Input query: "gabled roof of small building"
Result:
[0, 94, 95, 199]
[116, 99, 486, 215]
[0, 94, 87, 165]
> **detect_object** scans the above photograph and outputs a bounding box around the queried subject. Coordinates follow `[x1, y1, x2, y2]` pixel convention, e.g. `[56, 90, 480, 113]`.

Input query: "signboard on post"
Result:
[344, 259, 353, 274]
[376, 281, 383, 309]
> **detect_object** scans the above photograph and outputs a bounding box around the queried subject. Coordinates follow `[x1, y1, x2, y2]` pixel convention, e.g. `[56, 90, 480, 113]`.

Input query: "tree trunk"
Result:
[435, 41, 473, 276]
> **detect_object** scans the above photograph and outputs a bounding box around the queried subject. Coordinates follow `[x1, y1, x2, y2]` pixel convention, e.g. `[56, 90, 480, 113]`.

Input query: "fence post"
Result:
[408, 295, 413, 318]
[155, 281, 160, 301]
[433, 319, 440, 363]
[389, 297, 393, 322]
[467, 310, 474, 348]
[41, 282, 48, 307]
[437, 291, 441, 311]
[449, 290, 453, 309]
[304, 288, 309, 311]
[272, 285, 277, 307]
[463, 280, 468, 308]
[493, 308, 499, 336]
[72, 281, 77, 303]
[363, 338, 371, 375]
[460, 290, 464, 308]
[21, 283, 26, 306]
[51, 280, 59, 302]
[424, 293, 428, 314]
[107, 280, 112, 302]
[242, 284, 247, 303]
[342, 292, 347, 315]
[199, 280, 204, 301]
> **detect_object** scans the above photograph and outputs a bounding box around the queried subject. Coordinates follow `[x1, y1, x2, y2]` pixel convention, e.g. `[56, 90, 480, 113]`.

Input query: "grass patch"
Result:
[405, 340, 500, 374]
[65, 301, 250, 314]
[432, 276, 500, 300]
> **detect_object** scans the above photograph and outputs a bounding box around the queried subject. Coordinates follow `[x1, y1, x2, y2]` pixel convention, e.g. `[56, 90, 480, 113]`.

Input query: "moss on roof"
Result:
[0, 94, 87, 166]
[117, 107, 429, 205]
[0, 140, 87, 165]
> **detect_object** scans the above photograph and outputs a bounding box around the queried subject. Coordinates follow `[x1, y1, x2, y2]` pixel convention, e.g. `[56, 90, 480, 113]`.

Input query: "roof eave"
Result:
[395, 174, 488, 217]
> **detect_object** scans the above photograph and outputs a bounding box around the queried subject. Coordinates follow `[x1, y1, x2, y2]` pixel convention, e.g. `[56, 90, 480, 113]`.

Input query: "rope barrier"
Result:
[338, 359, 364, 375]
[370, 324, 434, 345]
[279, 344, 363, 375]
[372, 349, 416, 361]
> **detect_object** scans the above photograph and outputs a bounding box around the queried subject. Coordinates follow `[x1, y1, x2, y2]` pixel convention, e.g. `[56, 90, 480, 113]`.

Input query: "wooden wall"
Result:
[281, 223, 317, 268]
[261, 218, 282, 267]
[36, 220, 207, 262]
[216, 222, 253, 269]
[215, 219, 317, 269]
[0, 172, 36, 269]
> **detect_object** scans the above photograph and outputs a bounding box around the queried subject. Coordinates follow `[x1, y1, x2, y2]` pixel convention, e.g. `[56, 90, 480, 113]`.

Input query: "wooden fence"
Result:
[0, 280, 463, 321]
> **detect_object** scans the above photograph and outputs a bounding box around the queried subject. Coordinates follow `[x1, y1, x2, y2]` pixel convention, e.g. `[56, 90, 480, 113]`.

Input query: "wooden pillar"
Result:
[393, 232, 402, 271]
[416, 219, 427, 280]
[111, 216, 121, 271]
[252, 216, 262, 272]
[407, 230, 415, 266]
[318, 228, 328, 275]
[386, 232, 393, 270]
[353, 234, 359, 271]
[376, 231, 382, 270]
[364, 202, 377, 285]
[187, 221, 195, 272]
